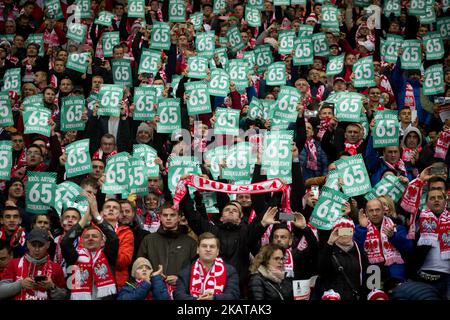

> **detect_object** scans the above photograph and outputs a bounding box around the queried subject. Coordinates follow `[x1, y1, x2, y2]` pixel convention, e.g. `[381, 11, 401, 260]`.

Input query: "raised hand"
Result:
[261, 207, 280, 227]
[358, 209, 369, 228]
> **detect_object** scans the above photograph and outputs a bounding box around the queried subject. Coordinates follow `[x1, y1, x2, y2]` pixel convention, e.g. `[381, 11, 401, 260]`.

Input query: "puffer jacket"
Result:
[248, 266, 293, 300]
[115, 225, 135, 289]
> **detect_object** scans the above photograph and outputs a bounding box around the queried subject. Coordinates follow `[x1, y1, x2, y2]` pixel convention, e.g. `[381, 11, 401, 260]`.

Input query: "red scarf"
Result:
[434, 129, 450, 160]
[70, 247, 117, 300]
[344, 140, 362, 156]
[305, 138, 318, 170]
[317, 117, 331, 141]
[404, 83, 416, 109]
[16, 255, 54, 300]
[384, 158, 407, 176]
[92, 149, 117, 163]
[402, 147, 422, 162]
[417, 209, 450, 260]
[401, 178, 424, 217]
[364, 217, 404, 266]
[189, 258, 227, 298]
[0, 226, 26, 248]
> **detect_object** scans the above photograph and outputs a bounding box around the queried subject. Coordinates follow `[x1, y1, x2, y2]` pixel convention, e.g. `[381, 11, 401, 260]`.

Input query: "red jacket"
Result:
[115, 225, 134, 289]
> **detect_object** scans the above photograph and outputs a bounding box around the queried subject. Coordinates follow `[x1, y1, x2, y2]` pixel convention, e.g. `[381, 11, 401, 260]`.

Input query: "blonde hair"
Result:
[378, 195, 397, 218]
[249, 244, 285, 274]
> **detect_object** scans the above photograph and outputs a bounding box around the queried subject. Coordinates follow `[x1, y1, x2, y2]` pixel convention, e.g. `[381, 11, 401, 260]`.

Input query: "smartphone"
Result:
[34, 275, 47, 282]
[430, 167, 447, 176]
[279, 211, 295, 221]
[338, 228, 354, 236]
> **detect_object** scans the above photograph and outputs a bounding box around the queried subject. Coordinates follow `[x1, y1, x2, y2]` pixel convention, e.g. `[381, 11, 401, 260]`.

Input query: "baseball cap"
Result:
[27, 228, 50, 244]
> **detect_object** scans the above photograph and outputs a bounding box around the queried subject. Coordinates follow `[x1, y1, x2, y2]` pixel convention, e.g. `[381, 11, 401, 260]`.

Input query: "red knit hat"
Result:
[322, 289, 341, 300]
[332, 217, 355, 231]
[367, 289, 389, 300]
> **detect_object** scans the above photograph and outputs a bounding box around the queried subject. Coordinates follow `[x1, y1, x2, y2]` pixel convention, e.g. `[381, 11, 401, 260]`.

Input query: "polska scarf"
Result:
[404, 83, 416, 109]
[401, 178, 424, 216]
[364, 217, 404, 266]
[316, 117, 331, 141]
[70, 248, 117, 300]
[16, 254, 54, 300]
[417, 209, 450, 260]
[305, 138, 318, 171]
[92, 149, 117, 163]
[384, 158, 407, 176]
[0, 226, 26, 248]
[344, 140, 362, 156]
[189, 257, 227, 298]
[434, 129, 450, 160]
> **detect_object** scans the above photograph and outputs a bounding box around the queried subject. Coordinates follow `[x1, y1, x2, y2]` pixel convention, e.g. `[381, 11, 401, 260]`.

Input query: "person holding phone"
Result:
[0, 228, 66, 300]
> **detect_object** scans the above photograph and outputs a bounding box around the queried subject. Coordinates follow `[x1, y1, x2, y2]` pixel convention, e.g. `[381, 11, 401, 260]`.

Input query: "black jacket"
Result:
[173, 262, 240, 300]
[248, 266, 293, 300]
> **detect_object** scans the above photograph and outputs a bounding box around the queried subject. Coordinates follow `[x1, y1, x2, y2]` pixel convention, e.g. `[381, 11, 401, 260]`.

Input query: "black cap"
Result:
[27, 228, 49, 244]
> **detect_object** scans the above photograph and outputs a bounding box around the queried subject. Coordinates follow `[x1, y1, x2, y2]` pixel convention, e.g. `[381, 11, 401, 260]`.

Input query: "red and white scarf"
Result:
[434, 129, 450, 160]
[384, 158, 407, 176]
[401, 178, 424, 217]
[404, 83, 416, 109]
[92, 149, 117, 163]
[344, 140, 362, 156]
[316, 117, 331, 141]
[70, 248, 117, 300]
[417, 209, 450, 260]
[402, 147, 421, 162]
[172, 175, 291, 212]
[189, 258, 227, 298]
[305, 138, 318, 171]
[0, 226, 26, 248]
[16, 255, 54, 300]
[364, 217, 404, 266]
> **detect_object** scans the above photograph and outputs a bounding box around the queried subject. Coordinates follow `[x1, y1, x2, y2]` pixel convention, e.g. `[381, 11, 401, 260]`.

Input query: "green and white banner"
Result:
[61, 96, 86, 132]
[262, 130, 293, 183]
[423, 64, 445, 96]
[98, 84, 124, 116]
[188, 56, 209, 79]
[353, 56, 375, 87]
[185, 81, 211, 115]
[214, 108, 240, 135]
[133, 144, 159, 178]
[321, 5, 340, 31]
[334, 93, 364, 123]
[278, 30, 296, 55]
[150, 22, 171, 50]
[423, 32, 444, 60]
[312, 33, 329, 57]
[0, 91, 14, 127]
[65, 139, 92, 178]
[102, 152, 130, 195]
[248, 0, 264, 10]
[138, 48, 161, 76]
[66, 52, 90, 73]
[437, 16, 450, 39]
[23, 107, 51, 137]
[326, 54, 345, 76]
[53, 181, 83, 216]
[384, 0, 401, 16]
[293, 36, 313, 66]
[409, 0, 427, 16]
[102, 31, 120, 58]
[0, 141, 12, 180]
[248, 97, 263, 120]
[324, 170, 340, 191]
[401, 40, 422, 70]
[128, 0, 145, 18]
[26, 172, 56, 214]
[133, 86, 157, 121]
[67, 23, 87, 43]
[168, 156, 201, 196]
[204, 146, 228, 179]
[227, 25, 245, 52]
[335, 154, 371, 197]
[26, 34, 44, 57]
[266, 62, 286, 86]
[75, 0, 92, 19]
[254, 45, 273, 73]
[190, 12, 204, 31]
[126, 157, 148, 197]
[156, 98, 181, 133]
[45, 0, 64, 20]
[169, 0, 186, 22]
[382, 34, 403, 63]
[310, 186, 349, 230]
[365, 174, 406, 202]
[245, 6, 261, 27]
[373, 110, 400, 148]
[272, 86, 301, 123]
[95, 11, 114, 27]
[222, 142, 253, 180]
[196, 31, 215, 58]
[112, 59, 133, 86]
[298, 24, 314, 37]
[1, 68, 21, 93]
[227, 59, 249, 92]
[209, 69, 230, 97]
[23, 95, 44, 110]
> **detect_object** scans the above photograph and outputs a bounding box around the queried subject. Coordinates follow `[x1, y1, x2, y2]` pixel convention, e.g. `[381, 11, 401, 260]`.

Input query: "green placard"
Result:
[278, 30, 295, 55]
[222, 142, 253, 180]
[423, 32, 444, 60]
[326, 54, 345, 76]
[133, 86, 157, 121]
[437, 16, 450, 39]
[185, 81, 211, 115]
[169, 0, 186, 22]
[401, 40, 422, 70]
[23, 107, 51, 137]
[242, 50, 254, 71]
[202, 192, 219, 214]
[95, 11, 115, 27]
[112, 59, 133, 86]
[126, 157, 148, 196]
[45, 0, 64, 20]
[214, 108, 240, 135]
[382, 35, 403, 63]
[138, 48, 161, 76]
[204, 146, 228, 179]
[0, 141, 12, 180]
[53, 181, 83, 216]
[190, 12, 204, 31]
[353, 56, 375, 88]
[65, 139, 92, 178]
[150, 22, 171, 50]
[274, 0, 290, 4]
[248, 0, 264, 10]
[196, 31, 215, 58]
[26, 172, 56, 214]
[293, 36, 313, 66]
[298, 24, 314, 37]
[423, 64, 445, 96]
[373, 110, 400, 148]
[334, 93, 364, 122]
[75, 0, 91, 19]
[310, 186, 349, 230]
[168, 156, 201, 196]
[23, 94, 44, 110]
[128, 0, 145, 18]
[335, 154, 371, 197]
[321, 5, 339, 31]
[312, 33, 329, 57]
[272, 86, 301, 123]
[384, 0, 401, 16]
[98, 84, 123, 116]
[209, 69, 230, 97]
[102, 32, 120, 58]
[133, 144, 159, 178]
[419, 2, 436, 24]
[61, 95, 86, 132]
[66, 52, 90, 73]
[354, 0, 371, 6]
[26, 34, 44, 57]
[67, 23, 87, 43]
[248, 97, 263, 120]
[245, 6, 261, 27]
[0, 91, 14, 127]
[254, 45, 273, 73]
[156, 98, 181, 133]
[262, 130, 293, 184]
[213, 0, 226, 14]
[213, 47, 229, 69]
[227, 59, 249, 92]
[227, 25, 246, 52]
[188, 56, 209, 79]
[364, 174, 405, 202]
[324, 170, 340, 191]
[266, 62, 286, 86]
[102, 152, 130, 195]
[1, 68, 21, 94]
[409, 0, 427, 15]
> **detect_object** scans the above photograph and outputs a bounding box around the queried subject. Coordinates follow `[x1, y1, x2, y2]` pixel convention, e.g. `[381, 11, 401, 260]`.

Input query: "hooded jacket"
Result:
[401, 126, 423, 149]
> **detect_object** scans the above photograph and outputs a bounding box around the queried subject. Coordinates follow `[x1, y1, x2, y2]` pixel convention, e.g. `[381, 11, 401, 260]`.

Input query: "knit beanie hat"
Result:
[332, 217, 355, 231]
[137, 122, 152, 133]
[131, 257, 153, 277]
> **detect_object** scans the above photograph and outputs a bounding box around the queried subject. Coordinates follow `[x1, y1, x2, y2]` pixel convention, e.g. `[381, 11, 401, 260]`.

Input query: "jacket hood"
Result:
[401, 126, 422, 148]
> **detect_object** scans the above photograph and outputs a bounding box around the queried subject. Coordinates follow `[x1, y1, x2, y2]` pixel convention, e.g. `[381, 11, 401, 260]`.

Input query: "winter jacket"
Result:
[117, 275, 171, 300]
[137, 226, 197, 277]
[248, 266, 293, 300]
[173, 262, 240, 300]
[115, 225, 134, 289]
[299, 140, 329, 180]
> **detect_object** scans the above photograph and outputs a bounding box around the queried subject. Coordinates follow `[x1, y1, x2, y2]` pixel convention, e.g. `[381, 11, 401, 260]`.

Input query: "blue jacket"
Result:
[354, 224, 413, 281]
[173, 262, 240, 300]
[299, 140, 328, 180]
[117, 275, 171, 300]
